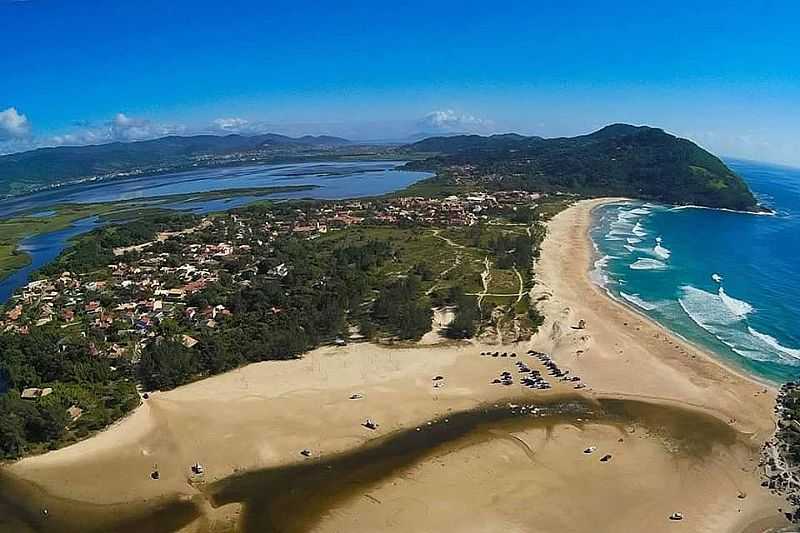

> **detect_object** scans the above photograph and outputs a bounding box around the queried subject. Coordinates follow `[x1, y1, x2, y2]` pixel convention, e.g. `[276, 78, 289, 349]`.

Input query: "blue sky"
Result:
[1, 0, 799, 165]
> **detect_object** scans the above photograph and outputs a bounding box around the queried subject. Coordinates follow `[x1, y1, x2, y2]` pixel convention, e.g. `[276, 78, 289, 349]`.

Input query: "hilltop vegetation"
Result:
[404, 124, 760, 211]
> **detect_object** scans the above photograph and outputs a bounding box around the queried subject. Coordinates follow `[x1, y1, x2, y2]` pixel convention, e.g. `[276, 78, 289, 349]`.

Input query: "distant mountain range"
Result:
[404, 124, 760, 211]
[0, 124, 760, 211]
[0, 133, 351, 196]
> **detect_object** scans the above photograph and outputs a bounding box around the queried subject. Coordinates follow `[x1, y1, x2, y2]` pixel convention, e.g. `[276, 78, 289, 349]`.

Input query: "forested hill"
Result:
[0, 133, 351, 195]
[405, 124, 760, 211]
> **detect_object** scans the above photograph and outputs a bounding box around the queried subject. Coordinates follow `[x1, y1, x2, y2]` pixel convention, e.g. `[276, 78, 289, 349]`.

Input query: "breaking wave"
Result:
[623, 240, 672, 261]
[653, 243, 671, 260]
[679, 285, 744, 327]
[619, 291, 658, 311]
[718, 287, 753, 317]
[590, 255, 614, 287]
[748, 327, 800, 359]
[629, 258, 668, 270]
[677, 285, 798, 365]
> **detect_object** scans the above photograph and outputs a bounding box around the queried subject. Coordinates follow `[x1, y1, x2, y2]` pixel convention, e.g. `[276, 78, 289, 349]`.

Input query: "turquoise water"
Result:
[591, 159, 800, 384]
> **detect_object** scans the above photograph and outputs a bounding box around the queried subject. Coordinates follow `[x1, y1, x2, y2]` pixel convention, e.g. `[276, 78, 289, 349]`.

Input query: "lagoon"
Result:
[0, 161, 431, 218]
[0, 161, 431, 303]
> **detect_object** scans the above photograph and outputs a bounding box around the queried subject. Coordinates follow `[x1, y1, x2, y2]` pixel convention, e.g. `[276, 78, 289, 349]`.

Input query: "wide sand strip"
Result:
[2, 198, 788, 532]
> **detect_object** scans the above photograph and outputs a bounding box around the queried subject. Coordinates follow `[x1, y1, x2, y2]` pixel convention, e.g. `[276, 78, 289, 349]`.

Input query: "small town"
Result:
[0, 191, 543, 364]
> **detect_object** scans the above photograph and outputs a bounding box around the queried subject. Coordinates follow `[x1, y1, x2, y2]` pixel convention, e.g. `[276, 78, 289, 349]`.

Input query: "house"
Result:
[267, 263, 289, 278]
[67, 405, 83, 421]
[5, 305, 22, 321]
[181, 335, 199, 349]
[20, 387, 53, 400]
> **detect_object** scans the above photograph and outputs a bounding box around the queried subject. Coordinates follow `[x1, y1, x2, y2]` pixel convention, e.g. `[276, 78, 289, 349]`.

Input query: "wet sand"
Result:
[0, 198, 790, 532]
[1, 397, 775, 533]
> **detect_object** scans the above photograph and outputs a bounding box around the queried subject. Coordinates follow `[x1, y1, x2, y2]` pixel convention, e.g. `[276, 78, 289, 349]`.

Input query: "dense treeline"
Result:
[0, 327, 139, 459]
[39, 213, 197, 276]
[405, 124, 759, 211]
[444, 286, 481, 339]
[489, 233, 534, 270]
[372, 276, 433, 340]
[136, 238, 401, 391]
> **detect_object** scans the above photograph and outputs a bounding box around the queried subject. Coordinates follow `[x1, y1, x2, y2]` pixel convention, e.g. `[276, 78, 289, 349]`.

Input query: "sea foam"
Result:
[678, 285, 750, 327]
[653, 243, 671, 260]
[718, 287, 753, 317]
[748, 327, 800, 360]
[619, 291, 658, 311]
[676, 286, 798, 365]
[629, 258, 668, 270]
[590, 255, 614, 287]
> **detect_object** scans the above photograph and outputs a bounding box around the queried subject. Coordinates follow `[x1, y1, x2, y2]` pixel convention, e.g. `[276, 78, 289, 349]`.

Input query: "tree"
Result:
[0, 396, 27, 458]
[372, 276, 433, 340]
[138, 338, 199, 391]
[445, 287, 481, 339]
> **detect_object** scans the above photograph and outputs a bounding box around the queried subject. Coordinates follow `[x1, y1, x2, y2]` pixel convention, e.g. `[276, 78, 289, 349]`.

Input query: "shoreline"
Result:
[534, 198, 778, 434]
[584, 198, 779, 390]
[587, 198, 780, 390]
[0, 197, 789, 532]
[604, 274, 779, 390]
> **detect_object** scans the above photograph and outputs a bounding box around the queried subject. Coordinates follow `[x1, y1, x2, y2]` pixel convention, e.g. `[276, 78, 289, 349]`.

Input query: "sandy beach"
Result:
[534, 198, 778, 436]
[1, 198, 789, 533]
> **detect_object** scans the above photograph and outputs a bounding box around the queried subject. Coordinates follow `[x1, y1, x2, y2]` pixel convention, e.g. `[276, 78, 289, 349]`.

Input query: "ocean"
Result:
[591, 159, 800, 384]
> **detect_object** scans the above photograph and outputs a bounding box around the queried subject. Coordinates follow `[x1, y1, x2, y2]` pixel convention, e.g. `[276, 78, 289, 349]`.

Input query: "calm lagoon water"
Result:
[0, 216, 102, 303]
[0, 160, 431, 218]
[591, 159, 800, 383]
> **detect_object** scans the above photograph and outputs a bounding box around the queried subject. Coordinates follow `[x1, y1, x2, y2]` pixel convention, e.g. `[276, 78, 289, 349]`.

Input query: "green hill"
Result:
[405, 124, 760, 211]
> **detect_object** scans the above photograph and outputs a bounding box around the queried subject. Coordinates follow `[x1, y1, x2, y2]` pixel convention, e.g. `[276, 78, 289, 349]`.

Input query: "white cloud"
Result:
[39, 112, 184, 148]
[109, 112, 183, 141]
[50, 129, 106, 147]
[0, 107, 31, 140]
[418, 109, 492, 134]
[210, 117, 250, 133]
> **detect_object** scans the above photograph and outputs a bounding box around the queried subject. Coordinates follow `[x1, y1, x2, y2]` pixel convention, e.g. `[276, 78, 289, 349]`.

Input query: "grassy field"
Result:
[0, 244, 29, 275]
[0, 204, 117, 280]
[317, 225, 487, 296]
[318, 214, 546, 341]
